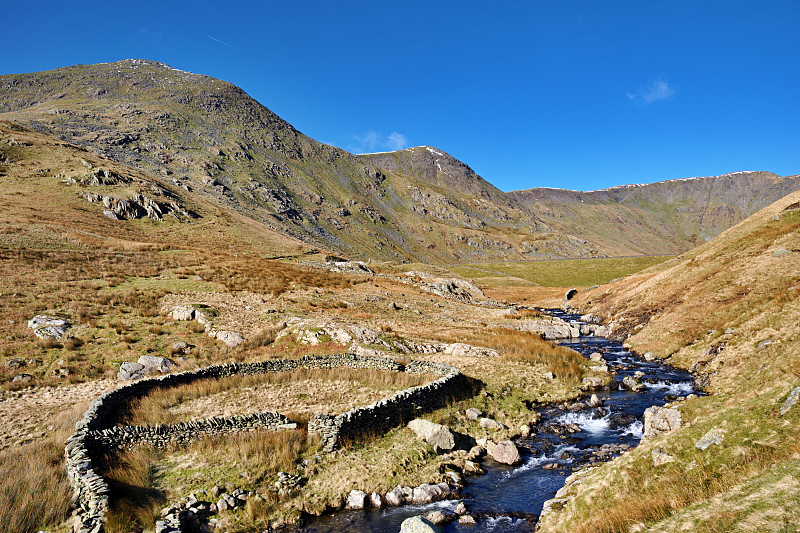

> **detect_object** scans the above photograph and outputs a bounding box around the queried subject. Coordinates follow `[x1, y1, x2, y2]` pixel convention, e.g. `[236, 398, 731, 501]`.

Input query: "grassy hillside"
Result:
[537, 190, 800, 532]
[509, 172, 800, 256]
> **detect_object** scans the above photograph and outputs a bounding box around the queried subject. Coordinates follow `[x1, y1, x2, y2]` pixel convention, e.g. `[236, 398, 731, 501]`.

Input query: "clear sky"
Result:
[1, 1, 798, 191]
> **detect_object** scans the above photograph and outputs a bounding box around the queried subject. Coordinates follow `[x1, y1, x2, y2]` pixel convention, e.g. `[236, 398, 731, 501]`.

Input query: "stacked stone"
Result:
[64, 353, 468, 532]
[90, 412, 297, 450]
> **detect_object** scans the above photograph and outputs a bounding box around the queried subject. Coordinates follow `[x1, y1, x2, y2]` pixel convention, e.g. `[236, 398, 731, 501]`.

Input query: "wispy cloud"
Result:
[207, 35, 236, 49]
[350, 130, 410, 153]
[627, 77, 676, 105]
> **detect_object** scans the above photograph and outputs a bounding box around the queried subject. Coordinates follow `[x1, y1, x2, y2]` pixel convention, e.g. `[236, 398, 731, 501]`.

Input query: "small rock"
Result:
[725, 328, 735, 334]
[519, 424, 531, 438]
[757, 339, 772, 350]
[423, 510, 455, 525]
[12, 373, 34, 383]
[587, 394, 602, 407]
[695, 428, 724, 450]
[454, 501, 468, 515]
[172, 341, 189, 353]
[651, 448, 676, 466]
[622, 376, 646, 393]
[486, 440, 521, 465]
[458, 515, 476, 525]
[780, 386, 800, 416]
[465, 407, 483, 420]
[643, 352, 655, 361]
[117, 362, 152, 381]
[212, 330, 245, 348]
[385, 485, 409, 507]
[589, 352, 604, 362]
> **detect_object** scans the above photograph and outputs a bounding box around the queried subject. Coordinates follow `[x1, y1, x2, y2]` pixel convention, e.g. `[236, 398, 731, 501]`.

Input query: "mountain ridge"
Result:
[1, 59, 798, 262]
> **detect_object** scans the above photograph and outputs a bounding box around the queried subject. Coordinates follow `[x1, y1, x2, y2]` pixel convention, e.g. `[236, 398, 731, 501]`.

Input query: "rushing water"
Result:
[300, 310, 695, 532]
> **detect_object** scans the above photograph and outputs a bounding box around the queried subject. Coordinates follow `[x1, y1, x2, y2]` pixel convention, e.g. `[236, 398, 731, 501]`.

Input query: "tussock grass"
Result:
[504, 308, 542, 319]
[102, 447, 165, 533]
[0, 402, 88, 533]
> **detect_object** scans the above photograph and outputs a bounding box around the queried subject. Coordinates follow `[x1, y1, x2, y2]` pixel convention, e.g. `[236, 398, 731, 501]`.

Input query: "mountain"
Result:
[508, 171, 800, 256]
[537, 188, 800, 532]
[1, 59, 797, 264]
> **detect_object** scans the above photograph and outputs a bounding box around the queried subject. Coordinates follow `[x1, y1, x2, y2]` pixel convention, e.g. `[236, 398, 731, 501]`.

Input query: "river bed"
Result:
[300, 310, 695, 532]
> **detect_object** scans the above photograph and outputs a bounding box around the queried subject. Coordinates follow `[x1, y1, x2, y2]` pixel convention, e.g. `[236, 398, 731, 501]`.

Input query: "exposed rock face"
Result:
[443, 343, 499, 357]
[401, 271, 487, 304]
[407, 419, 456, 453]
[27, 315, 70, 339]
[486, 440, 521, 465]
[642, 406, 682, 440]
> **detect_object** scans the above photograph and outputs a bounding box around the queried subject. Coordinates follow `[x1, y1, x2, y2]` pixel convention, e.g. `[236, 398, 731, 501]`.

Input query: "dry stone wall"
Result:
[65, 353, 468, 533]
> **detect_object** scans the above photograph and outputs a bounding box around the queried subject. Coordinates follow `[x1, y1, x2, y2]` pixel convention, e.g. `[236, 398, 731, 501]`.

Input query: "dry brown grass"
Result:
[124, 367, 432, 427]
[572, 438, 800, 533]
[0, 402, 89, 533]
[102, 447, 165, 533]
[504, 308, 542, 320]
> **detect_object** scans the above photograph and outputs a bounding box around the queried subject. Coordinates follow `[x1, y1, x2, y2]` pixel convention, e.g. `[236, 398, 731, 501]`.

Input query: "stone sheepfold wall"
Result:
[65, 353, 467, 533]
[309, 359, 468, 452]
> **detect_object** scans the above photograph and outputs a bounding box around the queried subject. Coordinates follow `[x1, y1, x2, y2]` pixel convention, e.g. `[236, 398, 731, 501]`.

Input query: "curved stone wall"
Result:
[65, 353, 468, 533]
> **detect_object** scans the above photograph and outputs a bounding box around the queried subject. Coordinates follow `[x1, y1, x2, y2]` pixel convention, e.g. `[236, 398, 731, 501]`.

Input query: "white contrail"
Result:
[207, 35, 235, 48]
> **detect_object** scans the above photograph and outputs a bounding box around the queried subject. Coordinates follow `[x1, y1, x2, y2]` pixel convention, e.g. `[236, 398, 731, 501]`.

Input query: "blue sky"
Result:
[1, 1, 798, 191]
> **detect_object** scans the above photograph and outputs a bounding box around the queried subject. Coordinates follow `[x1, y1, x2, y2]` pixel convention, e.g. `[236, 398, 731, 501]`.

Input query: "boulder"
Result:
[465, 408, 483, 420]
[117, 362, 154, 381]
[589, 352, 604, 362]
[212, 330, 245, 348]
[582, 377, 603, 390]
[479, 417, 504, 430]
[642, 406, 682, 440]
[444, 343, 499, 357]
[587, 394, 602, 408]
[410, 483, 451, 504]
[400, 516, 440, 533]
[423, 510, 455, 525]
[12, 373, 33, 383]
[622, 376, 646, 393]
[137, 355, 176, 373]
[486, 440, 521, 465]
[369, 492, 383, 508]
[346, 490, 368, 509]
[458, 515, 477, 525]
[385, 485, 412, 507]
[407, 419, 455, 453]
[27, 315, 70, 339]
[454, 501, 468, 515]
[169, 305, 196, 321]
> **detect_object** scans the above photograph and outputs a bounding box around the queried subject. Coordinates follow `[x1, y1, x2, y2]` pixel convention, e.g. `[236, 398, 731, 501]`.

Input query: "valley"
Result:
[0, 61, 797, 533]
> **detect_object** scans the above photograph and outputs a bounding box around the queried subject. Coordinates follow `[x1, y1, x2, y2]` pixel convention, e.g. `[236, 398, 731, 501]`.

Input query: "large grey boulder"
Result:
[407, 419, 455, 453]
[211, 330, 245, 348]
[410, 483, 452, 504]
[400, 516, 440, 533]
[137, 355, 176, 373]
[117, 362, 153, 380]
[169, 305, 197, 321]
[642, 406, 682, 440]
[486, 440, 521, 465]
[385, 485, 413, 507]
[27, 315, 70, 339]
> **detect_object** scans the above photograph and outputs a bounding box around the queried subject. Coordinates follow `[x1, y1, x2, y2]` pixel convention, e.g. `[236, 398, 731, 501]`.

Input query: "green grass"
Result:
[449, 255, 673, 287]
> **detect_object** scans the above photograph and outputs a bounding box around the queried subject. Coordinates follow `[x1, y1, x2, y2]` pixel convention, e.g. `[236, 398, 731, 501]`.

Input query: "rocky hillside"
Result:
[509, 171, 800, 256]
[537, 189, 800, 531]
[0, 60, 600, 263]
[1, 59, 797, 263]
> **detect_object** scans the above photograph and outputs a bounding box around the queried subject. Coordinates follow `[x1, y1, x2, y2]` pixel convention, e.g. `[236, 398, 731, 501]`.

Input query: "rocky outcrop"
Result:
[118, 355, 177, 380]
[642, 406, 682, 440]
[85, 192, 194, 221]
[27, 315, 70, 339]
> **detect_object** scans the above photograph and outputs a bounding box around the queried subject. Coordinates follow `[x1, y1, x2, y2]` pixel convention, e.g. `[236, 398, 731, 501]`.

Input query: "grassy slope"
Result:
[537, 190, 800, 532]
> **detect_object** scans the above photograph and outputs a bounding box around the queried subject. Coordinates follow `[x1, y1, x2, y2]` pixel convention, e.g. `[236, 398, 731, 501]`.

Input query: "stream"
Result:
[300, 310, 695, 532]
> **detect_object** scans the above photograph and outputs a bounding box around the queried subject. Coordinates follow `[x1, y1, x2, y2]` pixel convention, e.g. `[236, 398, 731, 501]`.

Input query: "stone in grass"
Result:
[138, 355, 177, 373]
[117, 362, 154, 381]
[400, 515, 440, 533]
[465, 407, 483, 420]
[479, 417, 504, 430]
[651, 448, 676, 466]
[695, 428, 724, 450]
[27, 315, 70, 339]
[780, 386, 800, 416]
[407, 419, 455, 453]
